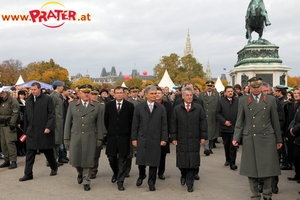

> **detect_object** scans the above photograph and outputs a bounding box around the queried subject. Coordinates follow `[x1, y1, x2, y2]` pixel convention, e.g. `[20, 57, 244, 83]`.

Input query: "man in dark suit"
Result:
[232, 77, 282, 200]
[105, 86, 134, 191]
[19, 82, 57, 181]
[155, 87, 172, 180]
[131, 85, 168, 191]
[216, 86, 238, 170]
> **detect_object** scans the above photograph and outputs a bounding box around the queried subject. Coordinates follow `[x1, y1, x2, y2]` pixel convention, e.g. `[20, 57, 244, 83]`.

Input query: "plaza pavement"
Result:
[0, 143, 299, 200]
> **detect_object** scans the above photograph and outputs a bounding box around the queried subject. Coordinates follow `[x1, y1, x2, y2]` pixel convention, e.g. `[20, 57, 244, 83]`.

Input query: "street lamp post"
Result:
[0, 72, 2, 87]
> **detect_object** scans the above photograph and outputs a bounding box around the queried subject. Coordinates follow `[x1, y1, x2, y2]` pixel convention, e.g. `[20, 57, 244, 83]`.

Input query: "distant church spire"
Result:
[184, 29, 194, 56]
[206, 60, 212, 80]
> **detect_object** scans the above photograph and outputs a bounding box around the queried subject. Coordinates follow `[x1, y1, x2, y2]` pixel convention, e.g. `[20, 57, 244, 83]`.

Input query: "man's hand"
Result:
[64, 139, 70, 150]
[44, 128, 50, 134]
[224, 121, 232, 127]
[160, 141, 166, 146]
[232, 140, 239, 146]
[132, 140, 137, 148]
[172, 140, 178, 146]
[277, 143, 283, 149]
[200, 139, 206, 145]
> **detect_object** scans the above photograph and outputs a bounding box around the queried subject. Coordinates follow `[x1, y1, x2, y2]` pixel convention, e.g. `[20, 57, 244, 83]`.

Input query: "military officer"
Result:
[199, 80, 220, 155]
[232, 77, 282, 200]
[64, 84, 104, 191]
[89, 87, 106, 179]
[0, 88, 19, 169]
[128, 86, 143, 106]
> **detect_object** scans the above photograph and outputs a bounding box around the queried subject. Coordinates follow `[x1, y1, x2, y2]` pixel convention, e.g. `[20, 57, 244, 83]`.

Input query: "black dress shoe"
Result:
[125, 173, 130, 178]
[230, 165, 238, 170]
[90, 172, 97, 179]
[194, 174, 200, 180]
[136, 175, 146, 186]
[77, 174, 83, 184]
[209, 149, 213, 154]
[83, 184, 90, 191]
[117, 183, 125, 191]
[50, 169, 57, 176]
[272, 184, 278, 194]
[0, 161, 10, 168]
[204, 149, 210, 156]
[287, 176, 300, 181]
[58, 158, 68, 163]
[8, 161, 17, 169]
[111, 173, 117, 183]
[149, 185, 156, 191]
[187, 187, 194, 192]
[57, 162, 63, 167]
[158, 174, 165, 180]
[63, 157, 69, 161]
[224, 161, 230, 166]
[180, 176, 186, 186]
[19, 175, 33, 182]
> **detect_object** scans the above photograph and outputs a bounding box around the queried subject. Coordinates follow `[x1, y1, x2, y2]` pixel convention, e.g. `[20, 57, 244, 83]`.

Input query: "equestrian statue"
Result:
[245, 0, 271, 44]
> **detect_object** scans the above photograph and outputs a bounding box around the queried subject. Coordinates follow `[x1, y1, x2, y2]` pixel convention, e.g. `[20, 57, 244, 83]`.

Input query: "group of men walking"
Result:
[0, 76, 297, 199]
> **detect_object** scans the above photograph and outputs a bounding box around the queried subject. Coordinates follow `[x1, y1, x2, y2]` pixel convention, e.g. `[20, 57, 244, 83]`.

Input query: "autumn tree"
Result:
[153, 53, 205, 85]
[141, 79, 157, 88]
[125, 77, 143, 88]
[287, 75, 300, 88]
[25, 59, 69, 84]
[70, 77, 96, 89]
[0, 59, 27, 86]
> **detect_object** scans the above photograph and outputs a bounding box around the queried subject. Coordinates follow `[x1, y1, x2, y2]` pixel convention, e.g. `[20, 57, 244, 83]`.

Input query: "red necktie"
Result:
[186, 104, 190, 112]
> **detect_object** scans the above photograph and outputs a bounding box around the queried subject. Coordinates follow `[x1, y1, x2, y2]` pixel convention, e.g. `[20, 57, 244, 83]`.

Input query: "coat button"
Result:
[82, 124, 84, 126]
[253, 125, 255, 127]
[263, 125, 265, 127]
[253, 116, 255, 119]
[82, 132, 84, 134]
[254, 134, 256, 136]
[82, 117, 84, 119]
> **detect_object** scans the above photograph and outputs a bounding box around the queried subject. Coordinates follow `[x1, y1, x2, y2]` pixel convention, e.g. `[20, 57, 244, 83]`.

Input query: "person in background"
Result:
[216, 86, 239, 170]
[0, 88, 19, 169]
[16, 90, 27, 157]
[156, 87, 172, 180]
[243, 85, 250, 96]
[234, 84, 243, 97]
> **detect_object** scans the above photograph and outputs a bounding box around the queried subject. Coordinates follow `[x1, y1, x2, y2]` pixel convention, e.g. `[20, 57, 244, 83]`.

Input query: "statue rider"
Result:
[246, 0, 271, 26]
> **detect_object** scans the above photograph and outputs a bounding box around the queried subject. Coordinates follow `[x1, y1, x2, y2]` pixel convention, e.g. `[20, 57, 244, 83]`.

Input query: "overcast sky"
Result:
[0, 0, 299, 80]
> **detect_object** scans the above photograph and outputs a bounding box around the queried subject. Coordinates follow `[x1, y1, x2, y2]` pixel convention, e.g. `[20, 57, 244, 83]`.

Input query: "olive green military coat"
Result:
[233, 94, 282, 178]
[64, 99, 104, 168]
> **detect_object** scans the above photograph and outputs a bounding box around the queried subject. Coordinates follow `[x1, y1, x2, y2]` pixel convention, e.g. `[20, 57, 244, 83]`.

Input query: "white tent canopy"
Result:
[215, 76, 225, 92]
[158, 70, 175, 91]
[15, 75, 25, 85]
[121, 82, 127, 88]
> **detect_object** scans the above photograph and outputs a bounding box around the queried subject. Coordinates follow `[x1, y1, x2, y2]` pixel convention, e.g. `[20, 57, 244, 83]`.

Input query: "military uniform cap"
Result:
[130, 86, 139, 92]
[91, 87, 100, 95]
[79, 84, 93, 92]
[122, 87, 129, 92]
[206, 80, 214, 86]
[248, 77, 263, 88]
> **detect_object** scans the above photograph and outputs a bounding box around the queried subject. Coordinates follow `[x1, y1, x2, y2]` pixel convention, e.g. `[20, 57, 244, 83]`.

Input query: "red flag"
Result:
[19, 134, 26, 142]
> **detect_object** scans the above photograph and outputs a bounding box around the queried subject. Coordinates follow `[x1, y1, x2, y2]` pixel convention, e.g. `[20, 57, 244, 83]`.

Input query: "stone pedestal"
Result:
[229, 42, 291, 87]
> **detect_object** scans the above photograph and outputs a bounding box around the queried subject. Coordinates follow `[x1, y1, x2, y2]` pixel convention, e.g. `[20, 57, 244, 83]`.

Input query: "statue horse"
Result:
[245, 5, 265, 44]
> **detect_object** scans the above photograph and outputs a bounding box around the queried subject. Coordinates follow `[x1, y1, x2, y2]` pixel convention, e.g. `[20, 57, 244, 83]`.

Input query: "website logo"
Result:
[1, 1, 91, 28]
